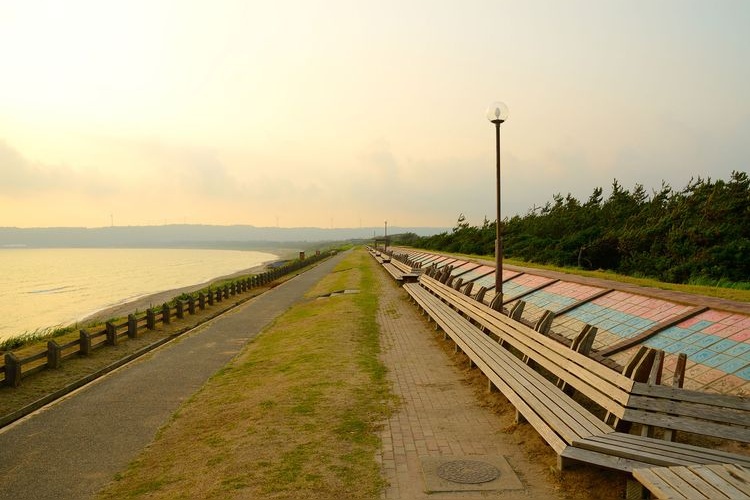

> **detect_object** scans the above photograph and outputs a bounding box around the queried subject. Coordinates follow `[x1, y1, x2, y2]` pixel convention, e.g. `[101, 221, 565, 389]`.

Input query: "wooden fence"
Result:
[1, 250, 330, 388]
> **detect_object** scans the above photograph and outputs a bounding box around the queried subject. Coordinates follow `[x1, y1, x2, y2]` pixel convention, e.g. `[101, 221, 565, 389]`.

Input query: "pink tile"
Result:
[719, 325, 742, 338]
[699, 310, 732, 322]
[703, 323, 730, 335]
[730, 330, 750, 342]
[720, 314, 746, 326]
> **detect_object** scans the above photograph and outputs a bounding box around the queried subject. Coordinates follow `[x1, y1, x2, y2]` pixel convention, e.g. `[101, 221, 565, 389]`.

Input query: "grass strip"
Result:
[98, 248, 395, 499]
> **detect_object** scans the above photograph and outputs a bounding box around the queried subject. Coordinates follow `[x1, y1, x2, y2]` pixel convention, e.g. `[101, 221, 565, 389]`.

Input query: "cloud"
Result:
[0, 139, 115, 197]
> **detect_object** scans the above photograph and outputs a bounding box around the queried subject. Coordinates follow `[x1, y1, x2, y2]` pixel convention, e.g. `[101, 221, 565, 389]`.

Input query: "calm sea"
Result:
[0, 248, 278, 342]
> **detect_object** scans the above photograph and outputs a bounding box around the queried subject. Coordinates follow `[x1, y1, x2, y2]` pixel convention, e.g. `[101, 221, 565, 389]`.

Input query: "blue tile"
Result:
[662, 341, 691, 354]
[683, 333, 721, 348]
[678, 344, 703, 356]
[599, 319, 618, 330]
[735, 365, 750, 381]
[662, 327, 692, 340]
[683, 333, 706, 344]
[687, 320, 715, 332]
[717, 358, 750, 375]
[611, 324, 639, 336]
[708, 338, 738, 353]
[694, 335, 722, 348]
[689, 349, 716, 363]
[726, 343, 750, 358]
[703, 353, 734, 368]
[646, 336, 675, 349]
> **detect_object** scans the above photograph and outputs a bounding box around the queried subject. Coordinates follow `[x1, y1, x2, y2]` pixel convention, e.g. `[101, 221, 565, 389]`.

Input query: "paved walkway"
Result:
[0, 252, 346, 500]
[375, 268, 563, 499]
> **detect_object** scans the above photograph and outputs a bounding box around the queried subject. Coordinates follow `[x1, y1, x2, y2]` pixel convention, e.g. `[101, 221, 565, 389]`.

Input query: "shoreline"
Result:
[79, 260, 278, 325]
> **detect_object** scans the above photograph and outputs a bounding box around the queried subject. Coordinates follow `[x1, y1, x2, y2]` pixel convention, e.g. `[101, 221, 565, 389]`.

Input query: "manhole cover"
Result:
[435, 460, 500, 484]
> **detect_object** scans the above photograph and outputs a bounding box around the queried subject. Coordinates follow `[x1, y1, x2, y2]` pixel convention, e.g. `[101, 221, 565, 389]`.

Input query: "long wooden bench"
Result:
[404, 272, 750, 478]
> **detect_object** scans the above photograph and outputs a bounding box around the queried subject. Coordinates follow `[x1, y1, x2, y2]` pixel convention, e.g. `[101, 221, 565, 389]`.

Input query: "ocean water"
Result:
[0, 248, 278, 342]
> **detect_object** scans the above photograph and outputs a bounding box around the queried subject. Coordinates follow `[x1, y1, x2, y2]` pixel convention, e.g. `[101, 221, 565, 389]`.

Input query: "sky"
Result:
[1, 0, 748, 229]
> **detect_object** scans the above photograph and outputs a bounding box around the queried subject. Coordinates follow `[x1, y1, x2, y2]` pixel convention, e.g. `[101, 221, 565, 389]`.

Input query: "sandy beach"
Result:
[80, 261, 276, 325]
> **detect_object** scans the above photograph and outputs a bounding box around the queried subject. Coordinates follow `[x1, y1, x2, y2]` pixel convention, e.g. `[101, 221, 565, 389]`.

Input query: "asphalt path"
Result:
[0, 251, 345, 500]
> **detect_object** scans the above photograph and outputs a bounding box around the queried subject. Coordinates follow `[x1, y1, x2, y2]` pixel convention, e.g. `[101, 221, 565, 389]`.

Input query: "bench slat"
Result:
[706, 464, 750, 495]
[687, 465, 747, 498]
[575, 433, 750, 468]
[630, 382, 750, 412]
[622, 406, 750, 443]
[632, 467, 705, 499]
[561, 446, 654, 473]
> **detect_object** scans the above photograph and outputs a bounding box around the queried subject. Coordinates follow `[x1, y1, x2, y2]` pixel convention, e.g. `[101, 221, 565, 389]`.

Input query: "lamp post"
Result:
[384, 220, 388, 252]
[486, 101, 508, 299]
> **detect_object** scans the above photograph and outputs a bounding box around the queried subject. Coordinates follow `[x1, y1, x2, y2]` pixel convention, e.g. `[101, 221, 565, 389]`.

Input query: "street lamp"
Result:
[486, 101, 508, 302]
[384, 220, 388, 252]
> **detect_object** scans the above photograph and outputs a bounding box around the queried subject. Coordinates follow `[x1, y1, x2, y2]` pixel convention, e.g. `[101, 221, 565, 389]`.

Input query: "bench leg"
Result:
[556, 455, 576, 472]
[488, 379, 498, 393]
[625, 478, 648, 500]
[515, 409, 527, 425]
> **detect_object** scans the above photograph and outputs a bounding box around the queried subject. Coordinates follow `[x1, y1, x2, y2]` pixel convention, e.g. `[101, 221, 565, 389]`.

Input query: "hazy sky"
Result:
[1, 1, 748, 229]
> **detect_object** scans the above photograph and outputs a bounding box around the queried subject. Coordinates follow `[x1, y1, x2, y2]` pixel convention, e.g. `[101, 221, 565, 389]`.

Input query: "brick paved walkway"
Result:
[375, 269, 563, 499]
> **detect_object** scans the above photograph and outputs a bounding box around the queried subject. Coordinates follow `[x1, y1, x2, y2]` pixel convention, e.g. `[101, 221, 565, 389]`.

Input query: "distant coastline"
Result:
[0, 224, 448, 249]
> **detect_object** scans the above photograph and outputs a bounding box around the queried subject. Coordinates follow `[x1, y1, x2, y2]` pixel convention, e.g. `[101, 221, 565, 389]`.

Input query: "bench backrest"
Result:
[626, 382, 750, 443]
[419, 274, 633, 421]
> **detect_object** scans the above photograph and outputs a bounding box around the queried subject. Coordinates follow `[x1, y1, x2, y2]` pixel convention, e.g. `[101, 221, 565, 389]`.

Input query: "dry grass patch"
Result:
[98, 249, 394, 499]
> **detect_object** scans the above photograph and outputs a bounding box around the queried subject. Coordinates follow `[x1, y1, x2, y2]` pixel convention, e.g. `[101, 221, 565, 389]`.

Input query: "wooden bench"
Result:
[632, 463, 750, 499]
[406, 272, 750, 476]
[377, 253, 421, 284]
[403, 281, 611, 462]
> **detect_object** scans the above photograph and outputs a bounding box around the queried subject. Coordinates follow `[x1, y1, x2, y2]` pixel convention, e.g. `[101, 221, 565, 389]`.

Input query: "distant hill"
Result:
[0, 224, 448, 249]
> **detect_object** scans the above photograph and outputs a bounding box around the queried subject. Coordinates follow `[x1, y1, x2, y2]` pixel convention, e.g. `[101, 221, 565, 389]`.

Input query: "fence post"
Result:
[223, 285, 229, 299]
[176, 301, 184, 319]
[128, 314, 138, 338]
[147, 309, 156, 330]
[162, 303, 170, 325]
[106, 322, 118, 346]
[199, 292, 206, 309]
[215, 289, 222, 302]
[188, 296, 196, 315]
[47, 341, 62, 369]
[208, 290, 214, 306]
[4, 352, 21, 387]
[80, 329, 92, 355]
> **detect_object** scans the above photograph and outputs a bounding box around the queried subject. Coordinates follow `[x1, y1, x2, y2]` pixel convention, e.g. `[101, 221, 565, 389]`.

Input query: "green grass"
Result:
[97, 249, 395, 499]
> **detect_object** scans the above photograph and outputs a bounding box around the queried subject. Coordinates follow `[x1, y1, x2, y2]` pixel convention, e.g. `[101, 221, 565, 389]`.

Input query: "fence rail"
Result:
[1, 250, 330, 388]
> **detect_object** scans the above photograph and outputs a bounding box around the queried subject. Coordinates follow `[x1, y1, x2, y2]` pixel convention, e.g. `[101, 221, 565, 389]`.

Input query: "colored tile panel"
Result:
[716, 357, 749, 374]
[735, 365, 750, 380]
[457, 265, 494, 282]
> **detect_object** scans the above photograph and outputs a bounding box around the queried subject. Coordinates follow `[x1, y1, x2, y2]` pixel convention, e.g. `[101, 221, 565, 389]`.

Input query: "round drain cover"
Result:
[435, 460, 500, 484]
